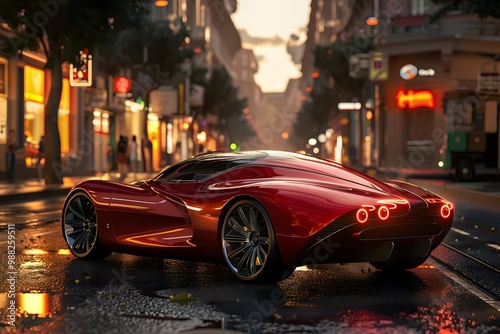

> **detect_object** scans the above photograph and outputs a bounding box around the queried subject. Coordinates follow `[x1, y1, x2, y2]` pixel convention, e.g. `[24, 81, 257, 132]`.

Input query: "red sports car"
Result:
[61, 150, 454, 283]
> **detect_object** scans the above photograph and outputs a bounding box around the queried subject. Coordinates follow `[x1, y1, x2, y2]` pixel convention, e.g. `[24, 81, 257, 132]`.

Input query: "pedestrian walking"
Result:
[129, 135, 139, 173]
[5, 129, 16, 182]
[117, 135, 128, 179]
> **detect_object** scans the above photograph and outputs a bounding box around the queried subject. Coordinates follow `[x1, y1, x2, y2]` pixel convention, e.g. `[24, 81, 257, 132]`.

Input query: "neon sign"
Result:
[396, 89, 434, 109]
[70, 49, 92, 87]
[113, 76, 132, 95]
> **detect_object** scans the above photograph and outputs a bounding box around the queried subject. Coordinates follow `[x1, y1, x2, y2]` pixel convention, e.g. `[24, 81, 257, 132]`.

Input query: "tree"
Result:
[118, 19, 194, 80]
[430, 0, 500, 22]
[0, 1, 148, 184]
[203, 67, 252, 146]
[292, 35, 373, 149]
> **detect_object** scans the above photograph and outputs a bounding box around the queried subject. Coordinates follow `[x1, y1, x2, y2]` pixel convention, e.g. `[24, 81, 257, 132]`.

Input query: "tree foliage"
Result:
[0, 1, 149, 184]
[292, 34, 373, 149]
[118, 19, 194, 80]
[430, 0, 500, 22]
[202, 66, 254, 146]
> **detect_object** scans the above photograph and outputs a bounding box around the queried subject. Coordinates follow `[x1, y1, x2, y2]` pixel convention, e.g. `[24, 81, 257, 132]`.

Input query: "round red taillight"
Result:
[441, 204, 451, 218]
[356, 208, 369, 223]
[378, 206, 389, 220]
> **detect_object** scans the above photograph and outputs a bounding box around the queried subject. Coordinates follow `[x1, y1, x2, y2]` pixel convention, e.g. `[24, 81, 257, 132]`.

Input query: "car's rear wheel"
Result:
[62, 192, 111, 259]
[370, 256, 428, 271]
[221, 199, 293, 283]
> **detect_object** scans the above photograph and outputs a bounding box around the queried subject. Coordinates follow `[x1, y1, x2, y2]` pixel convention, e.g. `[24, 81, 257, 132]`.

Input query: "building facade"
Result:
[299, 0, 500, 172]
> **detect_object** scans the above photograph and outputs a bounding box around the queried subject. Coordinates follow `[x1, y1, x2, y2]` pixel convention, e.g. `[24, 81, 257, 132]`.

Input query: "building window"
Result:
[0, 58, 6, 95]
[24, 66, 45, 152]
[59, 78, 70, 154]
[411, 0, 430, 15]
[0, 58, 7, 144]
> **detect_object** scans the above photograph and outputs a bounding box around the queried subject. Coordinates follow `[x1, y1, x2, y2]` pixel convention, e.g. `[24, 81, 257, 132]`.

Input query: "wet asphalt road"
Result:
[1, 214, 500, 333]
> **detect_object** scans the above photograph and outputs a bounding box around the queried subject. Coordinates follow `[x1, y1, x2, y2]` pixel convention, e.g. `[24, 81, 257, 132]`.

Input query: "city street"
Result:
[1, 179, 500, 333]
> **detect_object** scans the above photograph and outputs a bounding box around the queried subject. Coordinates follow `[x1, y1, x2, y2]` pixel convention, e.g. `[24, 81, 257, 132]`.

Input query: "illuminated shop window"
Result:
[24, 66, 45, 155]
[59, 78, 70, 154]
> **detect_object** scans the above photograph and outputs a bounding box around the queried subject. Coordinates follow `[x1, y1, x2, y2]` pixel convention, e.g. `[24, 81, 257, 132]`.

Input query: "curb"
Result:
[1, 186, 73, 203]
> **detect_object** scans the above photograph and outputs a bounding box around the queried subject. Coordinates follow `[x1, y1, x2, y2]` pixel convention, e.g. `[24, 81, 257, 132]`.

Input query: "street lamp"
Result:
[155, 1, 168, 7]
[366, 16, 379, 26]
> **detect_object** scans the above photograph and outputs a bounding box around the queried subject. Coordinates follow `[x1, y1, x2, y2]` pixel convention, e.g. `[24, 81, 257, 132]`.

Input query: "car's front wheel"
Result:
[221, 199, 293, 283]
[62, 192, 111, 259]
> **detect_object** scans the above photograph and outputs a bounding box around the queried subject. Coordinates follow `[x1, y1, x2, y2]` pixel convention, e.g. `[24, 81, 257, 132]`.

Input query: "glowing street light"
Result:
[366, 16, 379, 26]
[155, 1, 168, 7]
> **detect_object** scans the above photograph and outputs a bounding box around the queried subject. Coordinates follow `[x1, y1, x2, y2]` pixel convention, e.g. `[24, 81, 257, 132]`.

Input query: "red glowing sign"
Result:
[113, 76, 132, 94]
[396, 89, 434, 109]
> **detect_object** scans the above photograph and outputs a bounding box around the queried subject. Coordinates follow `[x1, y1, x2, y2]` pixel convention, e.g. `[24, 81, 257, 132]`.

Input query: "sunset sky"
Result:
[231, 0, 311, 92]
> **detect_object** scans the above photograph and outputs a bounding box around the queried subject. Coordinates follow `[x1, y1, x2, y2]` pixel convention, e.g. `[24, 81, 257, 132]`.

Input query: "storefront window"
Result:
[0, 58, 7, 144]
[92, 108, 110, 173]
[59, 78, 70, 154]
[24, 66, 45, 165]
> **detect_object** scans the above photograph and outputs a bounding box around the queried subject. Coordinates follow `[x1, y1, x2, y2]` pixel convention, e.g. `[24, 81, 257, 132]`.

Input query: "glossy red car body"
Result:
[62, 150, 454, 282]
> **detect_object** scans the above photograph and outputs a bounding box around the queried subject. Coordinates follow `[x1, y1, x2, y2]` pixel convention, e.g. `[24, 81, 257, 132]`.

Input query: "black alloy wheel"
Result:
[221, 199, 292, 283]
[62, 192, 111, 259]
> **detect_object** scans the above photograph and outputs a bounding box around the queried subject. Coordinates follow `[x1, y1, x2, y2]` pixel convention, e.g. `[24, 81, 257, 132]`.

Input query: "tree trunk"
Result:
[44, 56, 63, 184]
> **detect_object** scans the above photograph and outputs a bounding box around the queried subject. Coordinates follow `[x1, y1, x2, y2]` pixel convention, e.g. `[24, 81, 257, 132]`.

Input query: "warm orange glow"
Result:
[155, 0, 168, 7]
[311, 71, 320, 78]
[57, 249, 72, 255]
[301, 95, 307, 101]
[366, 16, 379, 26]
[24, 66, 45, 103]
[305, 86, 312, 93]
[19, 293, 50, 318]
[366, 110, 373, 120]
[396, 89, 435, 109]
[123, 228, 189, 247]
[281, 132, 289, 139]
[246, 114, 253, 120]
[24, 249, 49, 255]
[243, 108, 250, 114]
[59, 78, 70, 154]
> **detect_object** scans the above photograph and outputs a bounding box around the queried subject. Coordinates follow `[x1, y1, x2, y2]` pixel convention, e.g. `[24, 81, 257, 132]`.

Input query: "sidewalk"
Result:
[0, 172, 157, 203]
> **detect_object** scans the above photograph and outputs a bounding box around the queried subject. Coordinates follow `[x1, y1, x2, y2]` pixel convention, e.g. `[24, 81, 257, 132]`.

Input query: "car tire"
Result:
[454, 159, 475, 182]
[221, 199, 293, 283]
[370, 256, 428, 271]
[62, 192, 112, 259]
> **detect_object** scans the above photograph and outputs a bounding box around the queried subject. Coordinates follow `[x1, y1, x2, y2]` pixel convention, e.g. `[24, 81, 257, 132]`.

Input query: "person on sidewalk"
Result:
[5, 129, 16, 182]
[129, 135, 139, 174]
[117, 135, 128, 179]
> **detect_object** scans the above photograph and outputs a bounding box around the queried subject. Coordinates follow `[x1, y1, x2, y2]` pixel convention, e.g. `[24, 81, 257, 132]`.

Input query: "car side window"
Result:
[154, 160, 241, 182]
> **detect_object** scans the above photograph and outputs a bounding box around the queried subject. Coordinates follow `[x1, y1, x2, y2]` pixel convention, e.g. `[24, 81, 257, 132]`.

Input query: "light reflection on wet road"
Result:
[0, 221, 499, 333]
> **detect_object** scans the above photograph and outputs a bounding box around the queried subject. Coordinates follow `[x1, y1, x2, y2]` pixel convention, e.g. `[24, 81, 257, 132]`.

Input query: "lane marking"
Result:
[428, 259, 500, 312]
[451, 227, 470, 236]
[487, 243, 500, 251]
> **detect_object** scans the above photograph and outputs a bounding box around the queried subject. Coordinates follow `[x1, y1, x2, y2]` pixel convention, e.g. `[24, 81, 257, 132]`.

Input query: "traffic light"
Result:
[230, 143, 240, 152]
